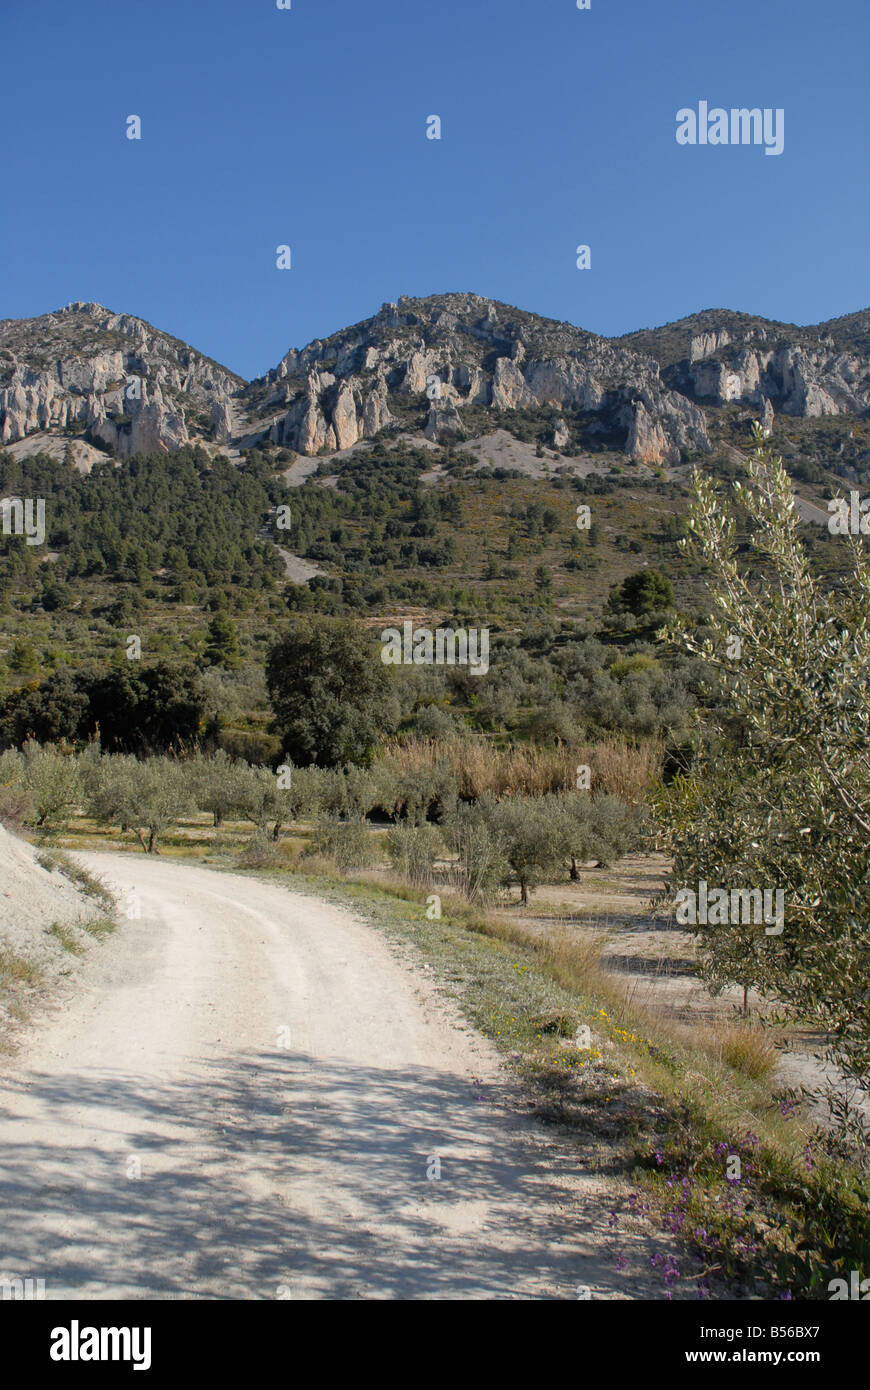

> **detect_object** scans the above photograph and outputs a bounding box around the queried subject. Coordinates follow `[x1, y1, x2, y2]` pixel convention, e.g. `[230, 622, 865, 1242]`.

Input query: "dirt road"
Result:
[0, 853, 670, 1300]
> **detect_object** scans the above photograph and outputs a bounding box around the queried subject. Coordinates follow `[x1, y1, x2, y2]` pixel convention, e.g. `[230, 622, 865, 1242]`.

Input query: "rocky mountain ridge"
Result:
[244, 292, 708, 465]
[623, 307, 870, 420]
[1, 293, 868, 470]
[0, 302, 242, 458]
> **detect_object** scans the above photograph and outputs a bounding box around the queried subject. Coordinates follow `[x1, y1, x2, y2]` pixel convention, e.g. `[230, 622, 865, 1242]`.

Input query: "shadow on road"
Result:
[0, 1048, 654, 1299]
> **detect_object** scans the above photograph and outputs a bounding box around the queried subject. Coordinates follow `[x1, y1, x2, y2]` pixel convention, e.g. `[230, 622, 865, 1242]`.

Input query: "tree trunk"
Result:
[570, 856, 579, 881]
[272, 820, 282, 841]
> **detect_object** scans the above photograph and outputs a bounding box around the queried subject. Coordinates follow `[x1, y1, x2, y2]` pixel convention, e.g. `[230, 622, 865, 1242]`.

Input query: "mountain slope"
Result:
[620, 306, 870, 419]
[2, 293, 870, 473]
[0, 302, 243, 459]
[240, 291, 709, 466]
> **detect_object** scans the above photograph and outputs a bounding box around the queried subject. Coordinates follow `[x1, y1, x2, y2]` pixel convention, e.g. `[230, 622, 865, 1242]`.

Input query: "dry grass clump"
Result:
[0, 945, 42, 986]
[707, 1021, 780, 1080]
[381, 734, 661, 804]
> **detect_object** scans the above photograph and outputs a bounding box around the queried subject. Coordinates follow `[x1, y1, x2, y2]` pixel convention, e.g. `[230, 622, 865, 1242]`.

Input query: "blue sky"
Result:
[3, 0, 868, 379]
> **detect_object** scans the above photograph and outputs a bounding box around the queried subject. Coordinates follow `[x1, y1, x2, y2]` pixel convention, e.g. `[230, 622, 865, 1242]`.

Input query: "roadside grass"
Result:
[46, 922, 85, 955]
[0, 945, 43, 1050]
[0, 914, 114, 1052]
[0, 840, 118, 1048]
[709, 1022, 779, 1082]
[80, 917, 116, 939]
[36, 848, 115, 913]
[0, 944, 42, 988]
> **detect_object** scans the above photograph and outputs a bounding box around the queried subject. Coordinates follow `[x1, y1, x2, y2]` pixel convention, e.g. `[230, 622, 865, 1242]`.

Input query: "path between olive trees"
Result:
[0, 852, 678, 1300]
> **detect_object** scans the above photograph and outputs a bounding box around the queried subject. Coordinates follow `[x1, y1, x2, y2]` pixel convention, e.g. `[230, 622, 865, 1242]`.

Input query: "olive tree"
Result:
[552, 790, 639, 879]
[87, 756, 193, 853]
[128, 759, 195, 854]
[17, 741, 81, 830]
[82, 752, 139, 830]
[656, 425, 870, 1087]
[488, 795, 570, 904]
[191, 749, 253, 827]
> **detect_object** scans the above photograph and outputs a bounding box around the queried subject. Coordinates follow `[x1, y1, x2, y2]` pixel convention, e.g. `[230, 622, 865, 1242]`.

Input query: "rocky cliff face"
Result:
[2, 294, 869, 470]
[0, 302, 243, 457]
[242, 291, 711, 465]
[671, 340, 870, 418]
[622, 307, 870, 420]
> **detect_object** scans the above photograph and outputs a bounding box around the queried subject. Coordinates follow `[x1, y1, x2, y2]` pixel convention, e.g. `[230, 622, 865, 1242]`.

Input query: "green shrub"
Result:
[308, 814, 377, 872]
[442, 800, 508, 904]
[385, 823, 443, 887]
[238, 828, 279, 868]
